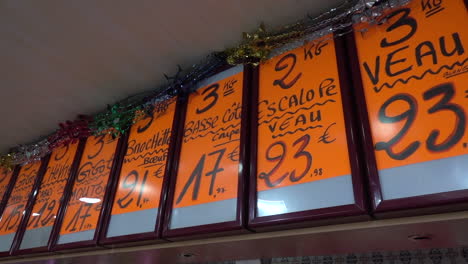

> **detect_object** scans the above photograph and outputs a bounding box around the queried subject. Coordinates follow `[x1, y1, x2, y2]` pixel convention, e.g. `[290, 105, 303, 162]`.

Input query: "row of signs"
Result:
[0, 0, 467, 257]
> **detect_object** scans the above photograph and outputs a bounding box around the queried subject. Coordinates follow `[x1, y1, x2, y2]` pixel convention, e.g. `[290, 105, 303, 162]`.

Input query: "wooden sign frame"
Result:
[98, 96, 184, 247]
[248, 34, 368, 231]
[0, 166, 20, 216]
[10, 140, 86, 256]
[162, 65, 252, 240]
[345, 0, 468, 217]
[49, 136, 125, 252]
[0, 156, 51, 258]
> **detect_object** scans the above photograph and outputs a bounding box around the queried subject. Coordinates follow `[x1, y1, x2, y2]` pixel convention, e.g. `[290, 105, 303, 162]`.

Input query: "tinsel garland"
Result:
[0, 0, 410, 170]
[48, 117, 92, 149]
[90, 103, 146, 138]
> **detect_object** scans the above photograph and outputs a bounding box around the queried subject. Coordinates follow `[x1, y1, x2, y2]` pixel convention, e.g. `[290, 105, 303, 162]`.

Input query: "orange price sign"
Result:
[110, 98, 177, 216]
[257, 35, 351, 192]
[24, 142, 79, 232]
[0, 168, 14, 203]
[354, 0, 468, 170]
[0, 161, 41, 249]
[59, 135, 118, 237]
[173, 68, 243, 209]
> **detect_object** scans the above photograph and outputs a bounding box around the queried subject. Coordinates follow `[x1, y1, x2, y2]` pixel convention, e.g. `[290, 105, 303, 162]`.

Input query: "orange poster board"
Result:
[25, 142, 79, 231]
[257, 35, 351, 192]
[110, 98, 177, 216]
[60, 135, 118, 236]
[354, 0, 468, 170]
[0, 168, 14, 202]
[173, 70, 243, 209]
[0, 161, 42, 236]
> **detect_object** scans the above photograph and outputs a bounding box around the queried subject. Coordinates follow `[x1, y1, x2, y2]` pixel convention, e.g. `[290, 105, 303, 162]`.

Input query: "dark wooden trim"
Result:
[162, 65, 251, 240]
[155, 96, 186, 240]
[334, 33, 369, 214]
[161, 94, 187, 239]
[92, 135, 125, 246]
[247, 64, 259, 230]
[99, 96, 183, 247]
[0, 155, 51, 257]
[49, 136, 124, 252]
[375, 189, 468, 217]
[46, 139, 87, 252]
[239, 64, 253, 232]
[345, 25, 383, 214]
[98, 132, 130, 246]
[248, 35, 368, 231]
[344, 0, 468, 216]
[0, 166, 20, 217]
[11, 139, 86, 256]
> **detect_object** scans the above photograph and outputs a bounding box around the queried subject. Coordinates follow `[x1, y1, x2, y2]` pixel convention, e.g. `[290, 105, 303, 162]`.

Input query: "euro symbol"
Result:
[227, 146, 239, 162]
[153, 164, 165, 178]
[318, 122, 336, 144]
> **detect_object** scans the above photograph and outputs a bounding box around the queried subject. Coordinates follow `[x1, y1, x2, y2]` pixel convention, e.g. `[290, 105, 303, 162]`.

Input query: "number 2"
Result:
[273, 53, 302, 89]
[375, 94, 420, 160]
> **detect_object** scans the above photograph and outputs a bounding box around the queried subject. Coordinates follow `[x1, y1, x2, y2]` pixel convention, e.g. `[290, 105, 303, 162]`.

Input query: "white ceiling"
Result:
[0, 0, 342, 153]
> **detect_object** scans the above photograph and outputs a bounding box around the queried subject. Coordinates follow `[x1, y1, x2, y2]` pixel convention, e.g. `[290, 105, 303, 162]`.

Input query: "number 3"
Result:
[423, 83, 466, 152]
[196, 83, 219, 114]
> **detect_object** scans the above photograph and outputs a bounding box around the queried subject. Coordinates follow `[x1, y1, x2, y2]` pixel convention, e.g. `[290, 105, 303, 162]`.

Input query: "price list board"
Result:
[349, 0, 468, 213]
[0, 160, 47, 255]
[13, 142, 83, 255]
[164, 65, 250, 239]
[101, 97, 179, 245]
[51, 135, 120, 251]
[348, 0, 468, 212]
[249, 35, 366, 230]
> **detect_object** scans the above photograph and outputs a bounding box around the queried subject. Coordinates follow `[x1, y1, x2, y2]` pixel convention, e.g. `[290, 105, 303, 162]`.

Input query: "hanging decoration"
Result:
[0, 0, 410, 169]
[48, 117, 92, 149]
[89, 103, 146, 138]
[0, 154, 13, 171]
[8, 139, 50, 167]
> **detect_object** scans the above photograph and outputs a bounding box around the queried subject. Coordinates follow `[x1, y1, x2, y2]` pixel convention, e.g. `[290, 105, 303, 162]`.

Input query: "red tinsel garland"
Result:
[48, 116, 91, 149]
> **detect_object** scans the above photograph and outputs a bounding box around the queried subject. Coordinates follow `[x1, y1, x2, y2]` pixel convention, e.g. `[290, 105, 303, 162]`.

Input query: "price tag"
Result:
[256, 35, 355, 217]
[57, 135, 118, 245]
[354, 0, 468, 200]
[169, 66, 244, 230]
[19, 142, 79, 250]
[0, 161, 42, 252]
[106, 98, 177, 238]
[0, 168, 14, 206]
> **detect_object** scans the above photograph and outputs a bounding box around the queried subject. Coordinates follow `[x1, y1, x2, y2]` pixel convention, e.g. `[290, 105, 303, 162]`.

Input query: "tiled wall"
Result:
[198, 247, 468, 264]
[267, 247, 468, 264]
